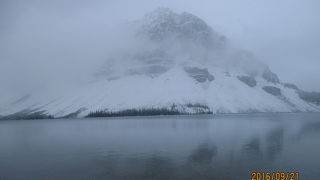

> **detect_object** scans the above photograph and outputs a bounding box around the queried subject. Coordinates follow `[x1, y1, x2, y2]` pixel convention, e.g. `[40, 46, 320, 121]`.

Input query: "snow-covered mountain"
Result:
[1, 8, 320, 119]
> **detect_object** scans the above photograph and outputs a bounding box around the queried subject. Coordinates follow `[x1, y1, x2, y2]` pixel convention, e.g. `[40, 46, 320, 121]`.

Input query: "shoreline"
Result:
[1, 111, 320, 121]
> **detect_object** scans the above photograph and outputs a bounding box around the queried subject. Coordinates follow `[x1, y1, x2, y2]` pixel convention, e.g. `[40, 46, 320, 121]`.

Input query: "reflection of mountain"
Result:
[292, 119, 320, 141]
[242, 137, 261, 159]
[92, 142, 228, 180]
[1, 8, 320, 119]
[1, 114, 320, 179]
[241, 127, 285, 165]
[266, 128, 284, 160]
[188, 142, 217, 164]
[89, 120, 307, 180]
[90, 136, 284, 180]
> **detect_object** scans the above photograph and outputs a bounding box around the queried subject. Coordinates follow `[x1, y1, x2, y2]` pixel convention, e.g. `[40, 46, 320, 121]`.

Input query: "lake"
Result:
[0, 113, 320, 180]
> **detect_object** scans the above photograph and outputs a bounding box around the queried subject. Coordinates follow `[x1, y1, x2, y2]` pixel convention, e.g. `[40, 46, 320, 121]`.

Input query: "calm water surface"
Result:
[0, 113, 320, 180]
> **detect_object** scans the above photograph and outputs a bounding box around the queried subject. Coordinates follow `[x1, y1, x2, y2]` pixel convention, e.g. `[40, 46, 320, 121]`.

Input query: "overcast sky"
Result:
[1, 0, 320, 91]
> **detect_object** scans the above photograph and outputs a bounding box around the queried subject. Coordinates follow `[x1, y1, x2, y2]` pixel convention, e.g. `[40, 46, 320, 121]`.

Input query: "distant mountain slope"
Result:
[1, 8, 319, 119]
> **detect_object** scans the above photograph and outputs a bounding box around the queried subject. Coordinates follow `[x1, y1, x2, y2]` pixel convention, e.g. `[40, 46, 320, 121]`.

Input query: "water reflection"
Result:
[266, 128, 284, 161]
[242, 137, 261, 160]
[189, 142, 217, 164]
[0, 113, 320, 180]
[93, 142, 225, 180]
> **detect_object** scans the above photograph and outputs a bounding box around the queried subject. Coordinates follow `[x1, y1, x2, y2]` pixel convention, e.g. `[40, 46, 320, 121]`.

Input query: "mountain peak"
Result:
[146, 7, 175, 18]
[138, 8, 224, 48]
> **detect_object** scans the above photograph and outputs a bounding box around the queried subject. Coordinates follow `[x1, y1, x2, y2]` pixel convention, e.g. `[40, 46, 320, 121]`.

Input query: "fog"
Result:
[1, 0, 320, 94]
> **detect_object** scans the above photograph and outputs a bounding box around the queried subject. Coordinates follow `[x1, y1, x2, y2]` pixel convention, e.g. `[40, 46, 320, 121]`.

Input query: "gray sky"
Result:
[1, 0, 320, 91]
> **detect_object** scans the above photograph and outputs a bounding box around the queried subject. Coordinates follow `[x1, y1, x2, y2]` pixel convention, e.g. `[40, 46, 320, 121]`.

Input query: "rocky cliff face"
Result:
[137, 8, 225, 48]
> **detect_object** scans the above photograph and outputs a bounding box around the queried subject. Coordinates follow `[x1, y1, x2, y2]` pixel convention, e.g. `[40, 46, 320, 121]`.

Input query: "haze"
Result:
[1, 0, 319, 93]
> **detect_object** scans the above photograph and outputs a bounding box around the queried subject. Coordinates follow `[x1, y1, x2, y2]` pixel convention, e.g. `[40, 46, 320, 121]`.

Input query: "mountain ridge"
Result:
[1, 8, 319, 119]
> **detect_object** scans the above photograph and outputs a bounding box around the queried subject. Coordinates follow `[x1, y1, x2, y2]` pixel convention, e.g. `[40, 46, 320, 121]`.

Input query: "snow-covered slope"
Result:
[1, 8, 319, 119]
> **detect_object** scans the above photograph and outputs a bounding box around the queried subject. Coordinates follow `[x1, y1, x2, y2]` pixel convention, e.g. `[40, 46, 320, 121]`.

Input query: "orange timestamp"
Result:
[251, 172, 299, 180]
